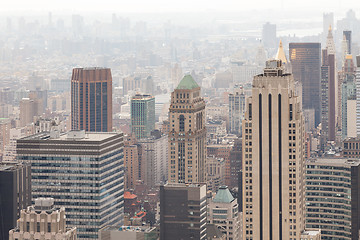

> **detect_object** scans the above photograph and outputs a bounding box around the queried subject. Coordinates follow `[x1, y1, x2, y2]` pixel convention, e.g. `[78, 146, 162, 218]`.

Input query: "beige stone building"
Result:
[242, 60, 305, 239]
[9, 198, 77, 240]
[168, 75, 206, 183]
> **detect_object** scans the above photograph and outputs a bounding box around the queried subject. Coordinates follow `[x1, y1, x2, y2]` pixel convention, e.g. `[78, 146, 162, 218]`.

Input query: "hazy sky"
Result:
[1, 0, 359, 13]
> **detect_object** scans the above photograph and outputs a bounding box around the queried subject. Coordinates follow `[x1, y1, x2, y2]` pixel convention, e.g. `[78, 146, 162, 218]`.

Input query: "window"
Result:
[179, 115, 185, 132]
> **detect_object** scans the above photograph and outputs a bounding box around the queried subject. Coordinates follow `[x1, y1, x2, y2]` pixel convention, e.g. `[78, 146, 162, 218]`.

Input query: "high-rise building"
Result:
[206, 157, 225, 192]
[229, 86, 246, 136]
[168, 75, 206, 183]
[242, 60, 305, 239]
[356, 56, 360, 136]
[139, 130, 168, 188]
[289, 43, 321, 125]
[124, 136, 142, 190]
[17, 130, 124, 239]
[305, 158, 360, 239]
[343, 30, 352, 54]
[19, 97, 42, 127]
[0, 162, 31, 240]
[341, 74, 356, 139]
[208, 186, 241, 240]
[9, 198, 77, 240]
[71, 67, 112, 132]
[160, 183, 207, 240]
[320, 27, 337, 142]
[342, 137, 360, 158]
[323, 13, 334, 45]
[99, 225, 158, 240]
[229, 138, 242, 189]
[262, 22, 276, 49]
[130, 94, 155, 139]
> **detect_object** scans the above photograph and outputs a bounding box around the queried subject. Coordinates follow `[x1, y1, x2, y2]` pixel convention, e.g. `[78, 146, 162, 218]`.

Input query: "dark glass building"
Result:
[0, 162, 31, 240]
[160, 183, 207, 240]
[289, 43, 321, 126]
[71, 67, 112, 132]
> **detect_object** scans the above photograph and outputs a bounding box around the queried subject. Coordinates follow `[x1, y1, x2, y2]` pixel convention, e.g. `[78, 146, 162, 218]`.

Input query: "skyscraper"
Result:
[289, 42, 321, 125]
[160, 183, 207, 240]
[71, 67, 112, 132]
[0, 162, 31, 240]
[321, 27, 337, 142]
[242, 60, 305, 239]
[305, 158, 360, 239]
[262, 22, 276, 49]
[17, 130, 124, 239]
[229, 85, 246, 136]
[168, 75, 206, 183]
[343, 30, 352, 54]
[9, 198, 77, 240]
[356, 56, 360, 136]
[130, 94, 155, 139]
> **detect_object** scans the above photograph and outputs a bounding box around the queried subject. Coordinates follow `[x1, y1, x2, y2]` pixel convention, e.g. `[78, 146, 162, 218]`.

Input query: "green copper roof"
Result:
[213, 186, 235, 203]
[176, 75, 199, 90]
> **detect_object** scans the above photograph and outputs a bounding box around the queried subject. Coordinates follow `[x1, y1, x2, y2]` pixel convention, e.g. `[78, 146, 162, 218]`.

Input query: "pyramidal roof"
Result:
[213, 186, 235, 203]
[275, 40, 287, 64]
[176, 74, 199, 90]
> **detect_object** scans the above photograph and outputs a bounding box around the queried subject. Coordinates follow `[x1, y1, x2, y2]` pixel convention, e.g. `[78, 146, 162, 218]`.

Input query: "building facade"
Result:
[16, 131, 124, 239]
[229, 86, 246, 136]
[130, 94, 155, 139]
[71, 67, 112, 132]
[208, 186, 240, 240]
[289, 42, 321, 126]
[242, 60, 305, 239]
[305, 158, 360, 239]
[0, 162, 31, 240]
[160, 183, 207, 240]
[99, 225, 158, 240]
[168, 75, 207, 183]
[9, 198, 77, 240]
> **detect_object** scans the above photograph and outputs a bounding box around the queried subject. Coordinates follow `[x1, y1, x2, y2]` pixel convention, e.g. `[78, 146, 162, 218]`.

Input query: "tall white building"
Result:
[9, 198, 77, 240]
[356, 56, 360, 136]
[242, 60, 305, 239]
[139, 130, 168, 187]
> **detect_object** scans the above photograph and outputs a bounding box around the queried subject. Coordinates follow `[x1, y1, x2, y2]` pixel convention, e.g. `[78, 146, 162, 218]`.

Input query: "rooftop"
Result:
[212, 186, 235, 203]
[306, 158, 360, 167]
[20, 130, 121, 142]
[100, 225, 156, 233]
[176, 74, 199, 90]
[0, 162, 28, 171]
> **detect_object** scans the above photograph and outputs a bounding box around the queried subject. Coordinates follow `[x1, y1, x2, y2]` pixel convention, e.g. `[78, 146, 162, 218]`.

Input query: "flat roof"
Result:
[0, 162, 28, 171]
[306, 158, 360, 166]
[20, 131, 121, 142]
[100, 225, 155, 233]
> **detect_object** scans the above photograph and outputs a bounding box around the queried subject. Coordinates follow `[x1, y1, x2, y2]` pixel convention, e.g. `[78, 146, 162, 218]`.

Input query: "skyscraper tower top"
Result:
[326, 25, 336, 55]
[275, 40, 288, 64]
[175, 74, 199, 90]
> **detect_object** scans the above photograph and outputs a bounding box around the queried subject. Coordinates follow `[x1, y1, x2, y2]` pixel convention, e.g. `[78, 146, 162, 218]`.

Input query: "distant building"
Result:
[19, 97, 42, 127]
[262, 22, 276, 49]
[206, 157, 225, 192]
[168, 75, 207, 183]
[71, 67, 112, 132]
[289, 42, 321, 126]
[208, 186, 241, 240]
[130, 94, 155, 139]
[305, 158, 360, 239]
[242, 60, 305, 239]
[342, 137, 360, 158]
[0, 162, 31, 240]
[160, 183, 207, 240]
[124, 136, 143, 189]
[341, 74, 356, 139]
[17, 131, 124, 239]
[229, 138, 242, 189]
[139, 130, 168, 187]
[207, 144, 232, 187]
[229, 86, 246, 136]
[9, 198, 77, 240]
[99, 225, 158, 240]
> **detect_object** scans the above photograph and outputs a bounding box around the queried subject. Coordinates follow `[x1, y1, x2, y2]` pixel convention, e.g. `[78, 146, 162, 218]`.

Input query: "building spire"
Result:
[326, 25, 336, 55]
[275, 40, 287, 64]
